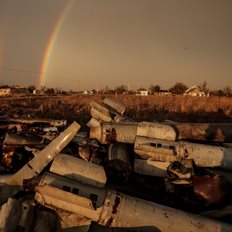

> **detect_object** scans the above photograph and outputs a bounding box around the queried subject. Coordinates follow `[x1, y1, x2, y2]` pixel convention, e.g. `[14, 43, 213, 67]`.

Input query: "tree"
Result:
[200, 81, 209, 95]
[223, 86, 232, 97]
[45, 88, 55, 95]
[149, 84, 161, 94]
[115, 85, 127, 94]
[169, 82, 188, 95]
[28, 85, 36, 93]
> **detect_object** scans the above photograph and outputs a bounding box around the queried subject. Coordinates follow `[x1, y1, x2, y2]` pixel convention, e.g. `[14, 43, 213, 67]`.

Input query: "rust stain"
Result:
[106, 128, 117, 142]
[112, 196, 120, 214]
[105, 217, 113, 227]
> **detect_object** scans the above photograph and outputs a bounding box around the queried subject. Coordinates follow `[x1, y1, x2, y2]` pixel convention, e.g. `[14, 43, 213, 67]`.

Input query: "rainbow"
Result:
[37, 0, 73, 89]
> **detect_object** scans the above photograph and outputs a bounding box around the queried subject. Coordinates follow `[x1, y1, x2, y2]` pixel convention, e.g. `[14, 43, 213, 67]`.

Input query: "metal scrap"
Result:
[0, 96, 232, 231]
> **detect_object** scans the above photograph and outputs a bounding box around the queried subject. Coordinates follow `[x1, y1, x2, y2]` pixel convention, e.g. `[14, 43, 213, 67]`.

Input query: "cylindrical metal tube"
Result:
[35, 184, 232, 232]
[165, 122, 232, 143]
[137, 121, 176, 141]
[103, 97, 126, 115]
[90, 122, 138, 144]
[39, 172, 106, 208]
[50, 154, 107, 188]
[90, 108, 112, 122]
[134, 137, 232, 170]
[98, 191, 232, 232]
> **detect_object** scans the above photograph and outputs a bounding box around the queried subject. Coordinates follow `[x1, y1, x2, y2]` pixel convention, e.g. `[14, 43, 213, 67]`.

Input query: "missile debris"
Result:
[50, 154, 107, 188]
[0, 121, 80, 204]
[1, 96, 232, 231]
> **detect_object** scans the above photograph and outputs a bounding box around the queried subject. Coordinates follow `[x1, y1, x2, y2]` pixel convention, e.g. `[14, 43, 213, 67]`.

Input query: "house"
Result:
[184, 85, 205, 97]
[136, 90, 149, 96]
[0, 86, 29, 96]
[154, 90, 172, 96]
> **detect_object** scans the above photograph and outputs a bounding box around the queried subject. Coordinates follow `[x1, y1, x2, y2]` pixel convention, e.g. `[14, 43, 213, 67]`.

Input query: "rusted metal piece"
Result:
[78, 146, 91, 161]
[90, 122, 138, 144]
[50, 154, 107, 188]
[167, 159, 194, 180]
[134, 137, 232, 170]
[137, 122, 176, 141]
[106, 143, 132, 183]
[0, 198, 21, 232]
[0, 121, 80, 204]
[3, 133, 43, 146]
[192, 174, 230, 206]
[134, 159, 169, 177]
[103, 97, 126, 115]
[165, 122, 232, 143]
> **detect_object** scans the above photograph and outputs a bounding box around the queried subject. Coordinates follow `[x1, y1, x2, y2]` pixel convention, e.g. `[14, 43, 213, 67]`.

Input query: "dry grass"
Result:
[0, 94, 232, 127]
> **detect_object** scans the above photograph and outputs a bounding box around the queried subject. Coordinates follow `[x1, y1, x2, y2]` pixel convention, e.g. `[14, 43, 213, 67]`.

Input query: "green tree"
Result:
[169, 82, 188, 95]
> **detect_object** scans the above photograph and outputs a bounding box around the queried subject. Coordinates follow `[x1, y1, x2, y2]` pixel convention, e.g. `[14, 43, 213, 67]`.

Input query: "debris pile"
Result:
[0, 97, 232, 232]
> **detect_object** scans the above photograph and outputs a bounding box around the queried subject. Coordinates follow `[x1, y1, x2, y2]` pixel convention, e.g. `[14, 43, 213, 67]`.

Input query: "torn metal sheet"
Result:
[0, 198, 21, 232]
[0, 121, 80, 204]
[102, 97, 126, 115]
[50, 154, 107, 188]
[90, 122, 138, 144]
[137, 121, 176, 141]
[134, 159, 170, 177]
[134, 137, 232, 170]
[167, 159, 194, 180]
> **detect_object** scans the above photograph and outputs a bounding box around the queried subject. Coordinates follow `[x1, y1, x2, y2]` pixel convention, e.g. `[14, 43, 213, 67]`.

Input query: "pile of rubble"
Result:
[1, 97, 232, 232]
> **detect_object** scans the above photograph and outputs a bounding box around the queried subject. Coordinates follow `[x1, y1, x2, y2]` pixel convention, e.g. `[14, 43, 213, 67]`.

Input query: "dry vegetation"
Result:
[1, 94, 232, 129]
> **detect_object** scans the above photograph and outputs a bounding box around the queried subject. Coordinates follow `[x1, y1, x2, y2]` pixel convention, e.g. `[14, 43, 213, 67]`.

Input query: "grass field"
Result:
[1, 94, 232, 128]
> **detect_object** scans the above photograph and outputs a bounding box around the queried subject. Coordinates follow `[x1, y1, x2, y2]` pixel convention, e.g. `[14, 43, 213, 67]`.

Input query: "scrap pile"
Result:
[0, 97, 232, 232]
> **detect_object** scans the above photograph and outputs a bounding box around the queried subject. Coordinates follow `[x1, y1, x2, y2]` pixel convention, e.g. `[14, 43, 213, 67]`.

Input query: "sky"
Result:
[0, 0, 232, 91]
